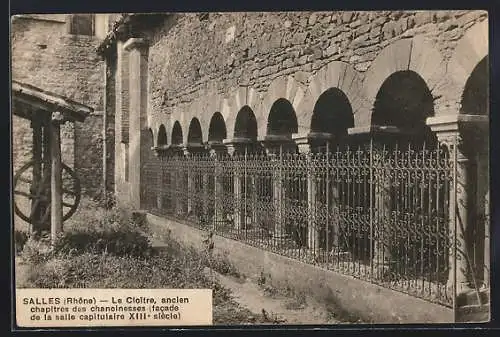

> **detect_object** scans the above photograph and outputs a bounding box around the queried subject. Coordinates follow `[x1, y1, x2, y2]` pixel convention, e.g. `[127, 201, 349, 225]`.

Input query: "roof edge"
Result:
[12, 80, 94, 123]
[96, 13, 171, 58]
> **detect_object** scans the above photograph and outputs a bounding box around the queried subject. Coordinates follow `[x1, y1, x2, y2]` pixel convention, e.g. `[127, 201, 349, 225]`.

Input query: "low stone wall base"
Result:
[146, 213, 454, 324]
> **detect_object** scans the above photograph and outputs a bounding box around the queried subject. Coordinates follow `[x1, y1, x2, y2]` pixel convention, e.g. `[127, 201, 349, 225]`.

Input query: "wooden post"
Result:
[50, 115, 63, 245]
[41, 120, 52, 232]
[30, 117, 43, 234]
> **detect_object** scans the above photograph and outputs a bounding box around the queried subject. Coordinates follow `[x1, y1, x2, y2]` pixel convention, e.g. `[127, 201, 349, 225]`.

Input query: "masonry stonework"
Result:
[141, 10, 487, 137]
[11, 15, 110, 196]
[108, 11, 488, 210]
[103, 11, 489, 319]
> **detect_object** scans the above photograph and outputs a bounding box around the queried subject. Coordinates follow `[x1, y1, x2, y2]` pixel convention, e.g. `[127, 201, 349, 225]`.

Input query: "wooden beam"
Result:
[50, 121, 63, 245]
[12, 80, 93, 122]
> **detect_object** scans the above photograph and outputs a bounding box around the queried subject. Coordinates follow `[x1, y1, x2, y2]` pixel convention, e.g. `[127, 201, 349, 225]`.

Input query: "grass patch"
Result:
[17, 198, 263, 325]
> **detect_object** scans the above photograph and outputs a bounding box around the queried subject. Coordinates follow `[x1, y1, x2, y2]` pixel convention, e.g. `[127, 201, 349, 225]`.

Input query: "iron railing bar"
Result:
[435, 146, 441, 300]
[369, 138, 374, 281]
[452, 135, 458, 322]
[244, 146, 247, 241]
[142, 139, 455, 307]
[326, 142, 330, 267]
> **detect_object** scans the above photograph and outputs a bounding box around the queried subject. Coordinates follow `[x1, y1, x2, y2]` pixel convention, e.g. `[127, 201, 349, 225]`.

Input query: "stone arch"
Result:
[233, 105, 258, 141]
[157, 124, 168, 146]
[256, 75, 305, 139]
[208, 112, 227, 143]
[171, 120, 183, 145]
[372, 70, 434, 132]
[147, 126, 156, 148]
[461, 56, 488, 115]
[447, 20, 489, 114]
[147, 127, 155, 148]
[187, 117, 203, 145]
[186, 97, 211, 143]
[310, 88, 354, 140]
[169, 105, 190, 144]
[266, 98, 298, 139]
[362, 37, 445, 125]
[202, 94, 226, 142]
[223, 86, 260, 140]
[296, 61, 365, 135]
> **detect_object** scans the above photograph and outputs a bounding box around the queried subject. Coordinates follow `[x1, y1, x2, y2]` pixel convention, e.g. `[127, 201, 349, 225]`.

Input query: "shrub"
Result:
[45, 197, 153, 258]
[14, 230, 29, 254]
[21, 236, 53, 264]
[53, 221, 153, 258]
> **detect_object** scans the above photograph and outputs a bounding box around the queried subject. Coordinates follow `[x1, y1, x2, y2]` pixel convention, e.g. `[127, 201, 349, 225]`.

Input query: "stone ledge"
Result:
[123, 37, 148, 51]
[426, 114, 489, 128]
[146, 213, 455, 324]
[348, 125, 401, 135]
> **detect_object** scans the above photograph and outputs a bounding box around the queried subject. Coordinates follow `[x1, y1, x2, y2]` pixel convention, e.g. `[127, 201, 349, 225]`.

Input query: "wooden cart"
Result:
[12, 80, 93, 243]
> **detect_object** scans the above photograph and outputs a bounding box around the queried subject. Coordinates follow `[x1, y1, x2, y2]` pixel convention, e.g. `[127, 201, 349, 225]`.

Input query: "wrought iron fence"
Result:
[142, 140, 456, 306]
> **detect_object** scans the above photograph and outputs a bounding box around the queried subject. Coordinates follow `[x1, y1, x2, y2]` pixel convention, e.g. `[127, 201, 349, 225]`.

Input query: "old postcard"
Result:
[11, 11, 490, 328]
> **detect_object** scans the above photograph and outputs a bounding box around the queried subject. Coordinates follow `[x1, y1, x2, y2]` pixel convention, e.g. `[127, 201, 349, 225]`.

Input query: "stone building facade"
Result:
[99, 11, 489, 314]
[11, 14, 116, 199]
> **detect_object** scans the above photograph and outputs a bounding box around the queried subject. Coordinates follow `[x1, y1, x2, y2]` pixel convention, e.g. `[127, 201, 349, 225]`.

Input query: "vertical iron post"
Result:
[451, 135, 458, 322]
[326, 142, 330, 265]
[369, 138, 374, 279]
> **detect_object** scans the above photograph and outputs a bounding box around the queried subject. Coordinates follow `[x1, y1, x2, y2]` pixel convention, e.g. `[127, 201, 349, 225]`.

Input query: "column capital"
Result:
[123, 37, 149, 51]
[207, 141, 227, 156]
[426, 114, 488, 133]
[182, 145, 191, 157]
[260, 134, 296, 155]
[223, 138, 254, 156]
[292, 133, 310, 154]
[186, 143, 206, 155]
[152, 145, 170, 157]
[348, 125, 401, 136]
[426, 114, 489, 149]
[347, 125, 410, 149]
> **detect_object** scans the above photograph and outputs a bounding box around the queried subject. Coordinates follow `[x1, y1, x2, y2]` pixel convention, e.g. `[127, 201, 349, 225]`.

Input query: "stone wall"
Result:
[143, 10, 487, 138]
[11, 15, 109, 197]
[109, 10, 488, 207]
[106, 11, 489, 314]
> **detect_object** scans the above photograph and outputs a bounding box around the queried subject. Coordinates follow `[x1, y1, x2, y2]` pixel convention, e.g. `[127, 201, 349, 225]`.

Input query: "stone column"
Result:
[202, 168, 209, 225]
[210, 147, 226, 230]
[183, 146, 195, 217]
[123, 37, 148, 209]
[427, 114, 489, 295]
[347, 127, 398, 275]
[167, 146, 180, 215]
[114, 40, 129, 204]
[263, 141, 284, 240]
[450, 135, 471, 291]
[483, 190, 490, 289]
[153, 147, 166, 211]
[233, 146, 245, 231]
[234, 170, 244, 230]
[373, 154, 393, 275]
[175, 154, 184, 217]
[250, 174, 257, 229]
[273, 160, 284, 238]
[295, 137, 319, 254]
[475, 135, 489, 289]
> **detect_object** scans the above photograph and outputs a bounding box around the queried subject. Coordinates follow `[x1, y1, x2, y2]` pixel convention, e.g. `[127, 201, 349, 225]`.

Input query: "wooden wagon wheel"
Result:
[13, 160, 81, 224]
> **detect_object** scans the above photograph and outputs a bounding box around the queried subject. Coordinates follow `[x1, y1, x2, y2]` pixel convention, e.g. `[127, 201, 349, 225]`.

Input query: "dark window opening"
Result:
[69, 14, 95, 36]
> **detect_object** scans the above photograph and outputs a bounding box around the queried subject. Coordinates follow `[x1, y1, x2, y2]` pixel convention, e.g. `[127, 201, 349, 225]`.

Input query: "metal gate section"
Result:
[142, 140, 459, 307]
